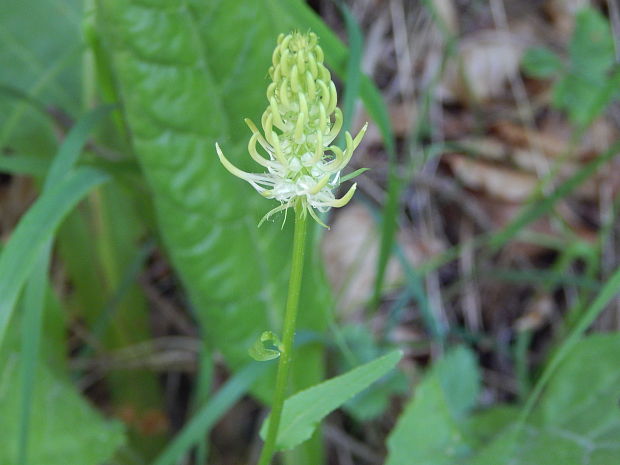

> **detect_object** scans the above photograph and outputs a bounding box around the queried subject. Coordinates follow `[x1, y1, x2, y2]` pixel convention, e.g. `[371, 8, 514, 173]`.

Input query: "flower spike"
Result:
[216, 31, 367, 227]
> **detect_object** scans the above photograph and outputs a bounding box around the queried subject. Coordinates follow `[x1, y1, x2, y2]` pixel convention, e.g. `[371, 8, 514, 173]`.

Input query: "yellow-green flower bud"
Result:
[216, 31, 367, 227]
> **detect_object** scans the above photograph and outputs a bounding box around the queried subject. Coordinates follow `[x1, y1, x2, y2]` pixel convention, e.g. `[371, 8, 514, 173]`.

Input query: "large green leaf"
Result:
[0, 0, 83, 155]
[96, 0, 329, 403]
[0, 349, 125, 465]
[261, 350, 403, 451]
[515, 334, 620, 465]
[468, 334, 620, 465]
[386, 336, 620, 465]
[0, 0, 82, 108]
[385, 347, 480, 465]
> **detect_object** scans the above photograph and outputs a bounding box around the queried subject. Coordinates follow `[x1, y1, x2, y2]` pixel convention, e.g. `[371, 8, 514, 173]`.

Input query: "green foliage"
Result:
[386, 336, 620, 465]
[0, 105, 111, 346]
[17, 253, 50, 465]
[472, 334, 620, 465]
[3, 1, 620, 464]
[0, 351, 125, 465]
[13, 104, 110, 462]
[261, 350, 403, 451]
[568, 8, 615, 82]
[385, 346, 480, 465]
[0, 167, 108, 345]
[522, 7, 618, 126]
[2, 0, 397, 463]
[0, 0, 83, 155]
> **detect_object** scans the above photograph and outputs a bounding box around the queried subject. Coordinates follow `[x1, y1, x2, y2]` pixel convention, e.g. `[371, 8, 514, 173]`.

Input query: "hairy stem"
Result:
[257, 202, 308, 465]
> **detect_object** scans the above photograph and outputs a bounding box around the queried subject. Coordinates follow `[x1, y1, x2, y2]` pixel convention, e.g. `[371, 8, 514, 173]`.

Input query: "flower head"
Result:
[216, 31, 367, 227]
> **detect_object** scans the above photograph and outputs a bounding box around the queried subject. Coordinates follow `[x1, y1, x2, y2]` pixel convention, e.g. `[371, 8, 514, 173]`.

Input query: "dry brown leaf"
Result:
[449, 134, 562, 177]
[454, 137, 511, 161]
[438, 31, 526, 103]
[493, 118, 617, 161]
[489, 118, 619, 200]
[515, 148, 583, 180]
[322, 203, 442, 313]
[446, 154, 538, 202]
[493, 120, 573, 159]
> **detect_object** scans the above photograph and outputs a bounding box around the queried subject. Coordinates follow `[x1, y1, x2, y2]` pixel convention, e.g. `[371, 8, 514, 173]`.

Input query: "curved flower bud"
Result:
[216, 31, 367, 228]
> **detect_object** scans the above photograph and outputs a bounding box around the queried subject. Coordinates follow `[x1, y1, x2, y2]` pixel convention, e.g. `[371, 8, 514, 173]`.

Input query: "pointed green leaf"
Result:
[261, 350, 402, 451]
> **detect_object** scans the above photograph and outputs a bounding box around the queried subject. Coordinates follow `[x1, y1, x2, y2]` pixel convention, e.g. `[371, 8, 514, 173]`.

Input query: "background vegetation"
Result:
[1, 0, 620, 464]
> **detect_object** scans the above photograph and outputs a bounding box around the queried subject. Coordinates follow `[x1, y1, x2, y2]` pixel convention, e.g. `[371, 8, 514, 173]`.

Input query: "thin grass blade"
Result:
[0, 167, 109, 347]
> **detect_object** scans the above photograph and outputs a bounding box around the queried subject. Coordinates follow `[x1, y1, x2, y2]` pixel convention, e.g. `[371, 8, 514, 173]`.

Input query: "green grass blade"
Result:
[17, 251, 50, 465]
[14, 106, 112, 463]
[398, 250, 445, 340]
[152, 362, 267, 465]
[0, 166, 109, 347]
[43, 105, 113, 190]
[373, 173, 401, 307]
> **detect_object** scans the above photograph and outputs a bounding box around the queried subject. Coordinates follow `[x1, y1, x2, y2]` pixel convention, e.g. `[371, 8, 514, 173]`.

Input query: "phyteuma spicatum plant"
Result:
[216, 30, 367, 228]
[216, 31, 367, 465]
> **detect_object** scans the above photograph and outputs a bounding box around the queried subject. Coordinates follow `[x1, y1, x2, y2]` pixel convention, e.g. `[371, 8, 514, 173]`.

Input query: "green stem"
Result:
[257, 202, 308, 465]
